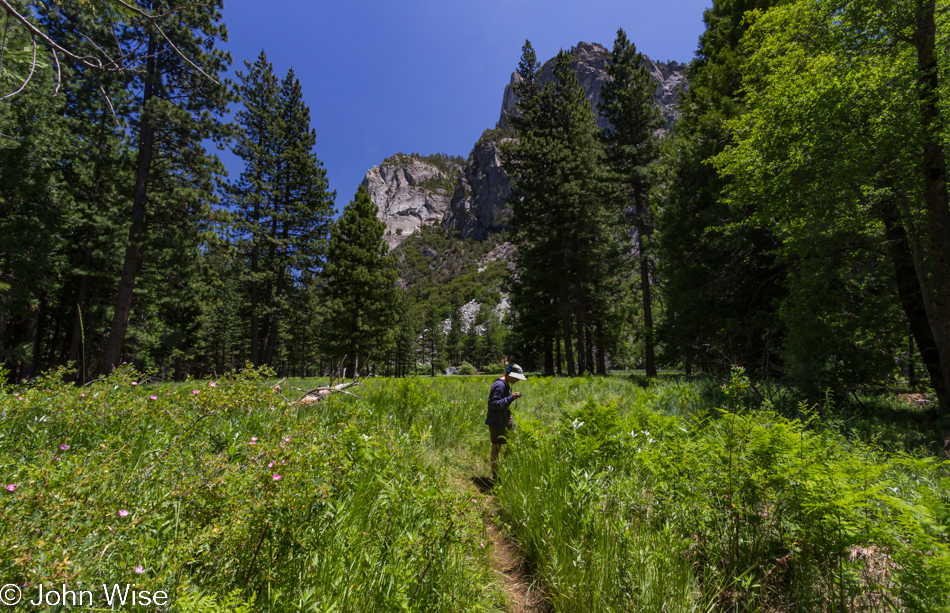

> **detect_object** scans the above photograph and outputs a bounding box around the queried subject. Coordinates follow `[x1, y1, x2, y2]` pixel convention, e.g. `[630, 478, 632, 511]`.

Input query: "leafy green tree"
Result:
[0, 65, 71, 380]
[44, 4, 135, 383]
[715, 0, 950, 409]
[655, 0, 787, 375]
[447, 304, 463, 365]
[1, 0, 220, 97]
[598, 27, 664, 377]
[389, 292, 419, 377]
[232, 50, 280, 366]
[320, 187, 399, 377]
[232, 54, 334, 367]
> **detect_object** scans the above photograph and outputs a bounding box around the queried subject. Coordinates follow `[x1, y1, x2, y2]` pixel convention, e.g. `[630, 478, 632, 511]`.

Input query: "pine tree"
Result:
[0, 61, 71, 380]
[504, 49, 607, 376]
[232, 50, 280, 366]
[100, 0, 232, 374]
[598, 28, 664, 377]
[320, 187, 399, 377]
[260, 67, 334, 367]
[231, 54, 334, 369]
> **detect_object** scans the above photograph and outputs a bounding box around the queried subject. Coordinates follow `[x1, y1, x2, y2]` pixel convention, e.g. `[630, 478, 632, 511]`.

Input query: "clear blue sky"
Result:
[218, 0, 712, 210]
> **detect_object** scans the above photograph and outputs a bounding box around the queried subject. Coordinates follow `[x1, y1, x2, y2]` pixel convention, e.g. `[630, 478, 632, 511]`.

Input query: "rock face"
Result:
[365, 41, 689, 244]
[360, 154, 460, 249]
[442, 139, 513, 240]
[499, 41, 687, 131]
[441, 297, 511, 334]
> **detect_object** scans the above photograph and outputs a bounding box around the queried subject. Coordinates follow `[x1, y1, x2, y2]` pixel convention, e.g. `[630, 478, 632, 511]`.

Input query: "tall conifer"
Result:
[505, 50, 606, 376]
[598, 28, 663, 377]
[100, 0, 232, 373]
[232, 54, 334, 368]
[320, 187, 399, 376]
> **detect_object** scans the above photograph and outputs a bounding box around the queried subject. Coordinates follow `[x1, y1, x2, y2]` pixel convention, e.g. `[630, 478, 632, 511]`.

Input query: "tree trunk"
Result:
[575, 301, 587, 376]
[559, 278, 575, 377]
[67, 256, 90, 381]
[596, 326, 608, 375]
[584, 311, 594, 375]
[881, 199, 949, 406]
[909, 331, 917, 388]
[101, 34, 159, 374]
[20, 300, 44, 380]
[637, 217, 657, 377]
[250, 245, 260, 366]
[913, 0, 950, 413]
[544, 333, 554, 377]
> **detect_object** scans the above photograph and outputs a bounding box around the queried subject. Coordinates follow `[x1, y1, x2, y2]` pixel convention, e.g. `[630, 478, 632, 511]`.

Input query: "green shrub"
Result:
[458, 362, 477, 376]
[482, 363, 505, 375]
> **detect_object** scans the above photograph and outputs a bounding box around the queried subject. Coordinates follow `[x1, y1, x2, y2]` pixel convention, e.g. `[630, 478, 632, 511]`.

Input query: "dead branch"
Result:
[292, 380, 361, 405]
[0, 0, 220, 98]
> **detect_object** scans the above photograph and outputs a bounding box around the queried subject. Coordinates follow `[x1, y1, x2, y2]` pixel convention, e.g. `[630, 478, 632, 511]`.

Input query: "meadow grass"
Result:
[490, 371, 950, 612]
[0, 368, 504, 612]
[2, 369, 948, 612]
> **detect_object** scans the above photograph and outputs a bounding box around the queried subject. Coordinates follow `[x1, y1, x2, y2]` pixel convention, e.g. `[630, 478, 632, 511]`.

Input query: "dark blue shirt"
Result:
[485, 377, 515, 427]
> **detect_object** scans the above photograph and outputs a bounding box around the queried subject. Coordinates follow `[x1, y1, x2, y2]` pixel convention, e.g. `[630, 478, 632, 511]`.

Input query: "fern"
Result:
[176, 588, 255, 613]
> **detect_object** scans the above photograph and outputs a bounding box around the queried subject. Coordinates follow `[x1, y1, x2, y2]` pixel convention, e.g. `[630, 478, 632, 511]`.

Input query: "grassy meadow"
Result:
[1, 368, 948, 612]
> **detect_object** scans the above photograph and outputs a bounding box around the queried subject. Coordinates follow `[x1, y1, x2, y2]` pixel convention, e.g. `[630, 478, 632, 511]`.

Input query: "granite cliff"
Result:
[441, 138, 513, 241]
[499, 41, 686, 131]
[363, 41, 688, 244]
[360, 153, 461, 249]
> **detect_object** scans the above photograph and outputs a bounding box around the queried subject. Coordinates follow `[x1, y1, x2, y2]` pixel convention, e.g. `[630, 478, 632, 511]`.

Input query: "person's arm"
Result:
[488, 381, 516, 411]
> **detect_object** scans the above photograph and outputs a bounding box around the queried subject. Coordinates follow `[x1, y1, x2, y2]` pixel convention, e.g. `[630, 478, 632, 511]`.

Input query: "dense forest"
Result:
[1, 0, 949, 418]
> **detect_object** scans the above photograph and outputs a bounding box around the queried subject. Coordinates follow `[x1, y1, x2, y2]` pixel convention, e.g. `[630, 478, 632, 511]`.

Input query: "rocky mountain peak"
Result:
[442, 136, 514, 240]
[360, 153, 462, 248]
[499, 41, 687, 131]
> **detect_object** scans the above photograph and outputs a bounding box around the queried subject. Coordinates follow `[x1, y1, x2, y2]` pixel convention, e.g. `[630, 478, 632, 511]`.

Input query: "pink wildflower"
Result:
[17, 396, 23, 401]
[80, 393, 85, 398]
[268, 462, 274, 468]
[272, 474, 282, 481]
[131, 381, 137, 386]
[118, 509, 129, 517]
[284, 437, 290, 443]
[6, 484, 17, 492]
[192, 390, 199, 395]
[251, 436, 258, 442]
[149, 395, 158, 400]
[60, 444, 69, 451]
[209, 381, 217, 388]
[134, 565, 145, 574]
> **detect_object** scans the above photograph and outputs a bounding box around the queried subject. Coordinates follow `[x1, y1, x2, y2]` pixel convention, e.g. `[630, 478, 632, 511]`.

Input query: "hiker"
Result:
[486, 363, 526, 480]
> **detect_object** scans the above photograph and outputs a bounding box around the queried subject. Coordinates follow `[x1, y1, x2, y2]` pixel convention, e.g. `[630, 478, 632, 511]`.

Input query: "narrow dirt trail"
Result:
[468, 477, 550, 613]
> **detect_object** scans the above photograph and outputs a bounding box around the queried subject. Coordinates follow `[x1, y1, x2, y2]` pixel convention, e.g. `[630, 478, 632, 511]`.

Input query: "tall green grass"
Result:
[493, 371, 950, 612]
[0, 368, 503, 612]
[4, 369, 947, 612]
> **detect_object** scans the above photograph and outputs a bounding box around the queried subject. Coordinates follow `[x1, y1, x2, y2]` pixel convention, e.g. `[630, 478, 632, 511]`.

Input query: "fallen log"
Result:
[292, 380, 361, 404]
